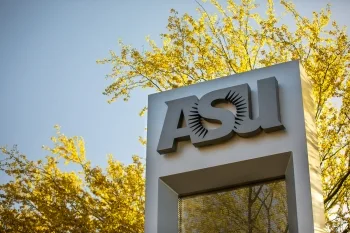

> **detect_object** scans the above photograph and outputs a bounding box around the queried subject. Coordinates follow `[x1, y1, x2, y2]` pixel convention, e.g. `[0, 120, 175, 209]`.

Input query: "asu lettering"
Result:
[157, 77, 284, 154]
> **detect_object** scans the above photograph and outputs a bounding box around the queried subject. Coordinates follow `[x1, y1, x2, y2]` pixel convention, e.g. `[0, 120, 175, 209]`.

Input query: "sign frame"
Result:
[145, 61, 326, 233]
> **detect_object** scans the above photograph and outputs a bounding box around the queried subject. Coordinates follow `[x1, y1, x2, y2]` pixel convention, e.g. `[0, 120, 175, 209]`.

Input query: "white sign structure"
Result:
[145, 61, 326, 233]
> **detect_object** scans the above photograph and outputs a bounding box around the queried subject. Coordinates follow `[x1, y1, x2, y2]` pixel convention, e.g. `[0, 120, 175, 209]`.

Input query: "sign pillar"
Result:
[145, 61, 326, 233]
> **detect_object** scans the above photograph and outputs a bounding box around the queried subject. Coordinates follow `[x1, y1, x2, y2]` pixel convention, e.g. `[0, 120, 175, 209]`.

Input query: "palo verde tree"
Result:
[98, 0, 350, 232]
[0, 126, 145, 233]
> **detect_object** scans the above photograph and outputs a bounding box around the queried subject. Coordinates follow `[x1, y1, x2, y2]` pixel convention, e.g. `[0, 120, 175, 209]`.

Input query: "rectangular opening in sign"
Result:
[178, 179, 288, 233]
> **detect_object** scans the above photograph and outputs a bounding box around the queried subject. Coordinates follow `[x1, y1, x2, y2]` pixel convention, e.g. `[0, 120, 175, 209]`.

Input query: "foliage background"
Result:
[0, 0, 348, 168]
[1, 0, 350, 232]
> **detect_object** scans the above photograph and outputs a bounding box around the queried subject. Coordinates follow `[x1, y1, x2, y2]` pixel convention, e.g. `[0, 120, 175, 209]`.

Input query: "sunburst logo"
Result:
[224, 91, 246, 130]
[188, 91, 247, 138]
[188, 102, 208, 138]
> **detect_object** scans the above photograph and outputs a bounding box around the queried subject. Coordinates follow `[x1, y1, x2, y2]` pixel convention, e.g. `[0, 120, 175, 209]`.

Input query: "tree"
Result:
[0, 126, 145, 233]
[179, 180, 288, 232]
[98, 0, 350, 231]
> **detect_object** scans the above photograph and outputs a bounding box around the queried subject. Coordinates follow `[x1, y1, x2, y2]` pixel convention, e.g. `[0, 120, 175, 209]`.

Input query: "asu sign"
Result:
[157, 77, 284, 154]
[146, 62, 326, 233]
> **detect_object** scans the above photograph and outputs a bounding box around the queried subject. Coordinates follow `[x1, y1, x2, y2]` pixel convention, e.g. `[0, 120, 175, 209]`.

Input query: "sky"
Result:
[0, 0, 349, 178]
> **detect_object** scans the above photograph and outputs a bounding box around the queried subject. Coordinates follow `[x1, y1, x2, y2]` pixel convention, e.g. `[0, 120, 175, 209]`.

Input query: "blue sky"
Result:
[0, 0, 349, 176]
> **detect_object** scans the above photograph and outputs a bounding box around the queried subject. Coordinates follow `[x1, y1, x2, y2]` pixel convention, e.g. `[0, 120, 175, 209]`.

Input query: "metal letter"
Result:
[157, 96, 199, 154]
